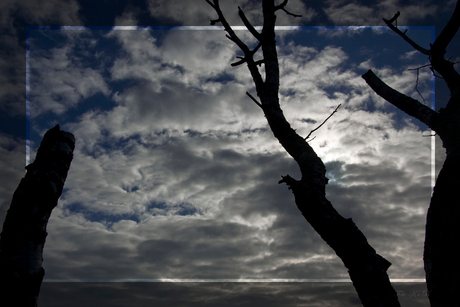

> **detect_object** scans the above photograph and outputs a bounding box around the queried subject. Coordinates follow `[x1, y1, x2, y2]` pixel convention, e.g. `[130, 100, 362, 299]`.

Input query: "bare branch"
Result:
[230, 44, 264, 67]
[231, 57, 247, 67]
[210, 18, 220, 25]
[254, 59, 265, 66]
[381, 4, 459, 94]
[408, 65, 431, 105]
[381, 5, 459, 94]
[274, 0, 302, 17]
[238, 6, 262, 41]
[387, 11, 400, 24]
[274, 0, 289, 11]
[430, 67, 444, 79]
[278, 173, 296, 186]
[208, 0, 250, 54]
[362, 69, 439, 130]
[304, 104, 341, 141]
[431, 0, 460, 56]
[252, 42, 262, 54]
[383, 13, 429, 55]
[408, 64, 432, 71]
[281, 8, 302, 17]
[428, 1, 460, 94]
[207, 0, 264, 90]
[414, 69, 427, 105]
[205, 0, 216, 9]
[246, 91, 263, 109]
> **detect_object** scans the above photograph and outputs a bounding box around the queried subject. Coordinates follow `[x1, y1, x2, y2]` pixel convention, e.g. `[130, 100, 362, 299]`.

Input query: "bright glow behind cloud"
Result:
[25, 26, 432, 281]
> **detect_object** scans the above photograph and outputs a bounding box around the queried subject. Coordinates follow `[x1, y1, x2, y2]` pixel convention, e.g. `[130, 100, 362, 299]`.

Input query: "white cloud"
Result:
[0, 0, 82, 117]
[145, 0, 314, 27]
[30, 41, 111, 117]
[324, 0, 377, 25]
[0, 0, 81, 31]
[399, 50, 419, 61]
[114, 9, 140, 27]
[324, 0, 438, 26]
[377, 0, 438, 23]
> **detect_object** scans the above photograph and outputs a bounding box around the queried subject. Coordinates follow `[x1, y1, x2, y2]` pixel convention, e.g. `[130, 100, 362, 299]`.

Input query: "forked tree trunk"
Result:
[207, 0, 401, 305]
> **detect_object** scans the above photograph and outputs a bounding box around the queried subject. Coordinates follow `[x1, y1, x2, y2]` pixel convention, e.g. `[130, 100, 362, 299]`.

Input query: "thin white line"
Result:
[430, 26, 436, 193]
[43, 278, 425, 283]
[26, 27, 31, 166]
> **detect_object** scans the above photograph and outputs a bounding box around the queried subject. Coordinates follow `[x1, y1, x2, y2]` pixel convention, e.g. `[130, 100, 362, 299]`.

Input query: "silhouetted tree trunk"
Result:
[207, 1, 400, 306]
[0, 125, 75, 307]
[362, 2, 460, 306]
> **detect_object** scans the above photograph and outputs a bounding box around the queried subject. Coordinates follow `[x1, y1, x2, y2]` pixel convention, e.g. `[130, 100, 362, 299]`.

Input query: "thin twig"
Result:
[414, 68, 427, 105]
[430, 67, 445, 79]
[281, 8, 302, 18]
[304, 104, 341, 141]
[408, 63, 432, 71]
[231, 57, 247, 67]
[274, 0, 302, 17]
[274, 0, 289, 10]
[238, 6, 262, 40]
[254, 59, 265, 66]
[408, 65, 429, 105]
[207, 0, 265, 88]
[388, 11, 400, 24]
[383, 12, 430, 55]
[246, 91, 263, 109]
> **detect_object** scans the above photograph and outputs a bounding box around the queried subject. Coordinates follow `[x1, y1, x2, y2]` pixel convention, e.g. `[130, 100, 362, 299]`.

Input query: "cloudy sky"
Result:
[1, 0, 459, 306]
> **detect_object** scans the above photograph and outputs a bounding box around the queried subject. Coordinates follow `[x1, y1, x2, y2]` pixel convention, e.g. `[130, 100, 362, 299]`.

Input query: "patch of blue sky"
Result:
[90, 133, 144, 156]
[278, 28, 432, 75]
[146, 200, 202, 217]
[63, 200, 201, 225]
[204, 70, 237, 85]
[120, 184, 139, 193]
[64, 202, 141, 225]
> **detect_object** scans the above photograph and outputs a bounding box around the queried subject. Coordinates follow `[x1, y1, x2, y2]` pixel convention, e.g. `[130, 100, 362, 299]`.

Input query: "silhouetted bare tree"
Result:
[207, 0, 401, 306]
[0, 125, 75, 307]
[362, 2, 460, 306]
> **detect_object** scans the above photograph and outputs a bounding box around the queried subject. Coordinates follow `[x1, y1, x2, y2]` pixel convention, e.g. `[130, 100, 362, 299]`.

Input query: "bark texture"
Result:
[362, 2, 460, 306]
[0, 125, 75, 307]
[208, 1, 400, 306]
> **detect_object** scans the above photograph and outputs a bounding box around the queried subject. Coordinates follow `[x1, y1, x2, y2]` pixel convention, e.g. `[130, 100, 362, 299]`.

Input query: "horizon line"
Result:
[43, 278, 426, 283]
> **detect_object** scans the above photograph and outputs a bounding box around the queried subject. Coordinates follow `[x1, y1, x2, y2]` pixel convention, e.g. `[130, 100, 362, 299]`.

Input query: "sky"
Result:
[1, 0, 459, 306]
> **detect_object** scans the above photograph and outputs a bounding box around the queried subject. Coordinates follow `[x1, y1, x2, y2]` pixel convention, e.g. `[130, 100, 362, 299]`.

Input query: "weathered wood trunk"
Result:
[424, 147, 460, 307]
[207, 0, 401, 305]
[424, 103, 460, 307]
[362, 2, 460, 305]
[362, 74, 460, 307]
[0, 125, 75, 307]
